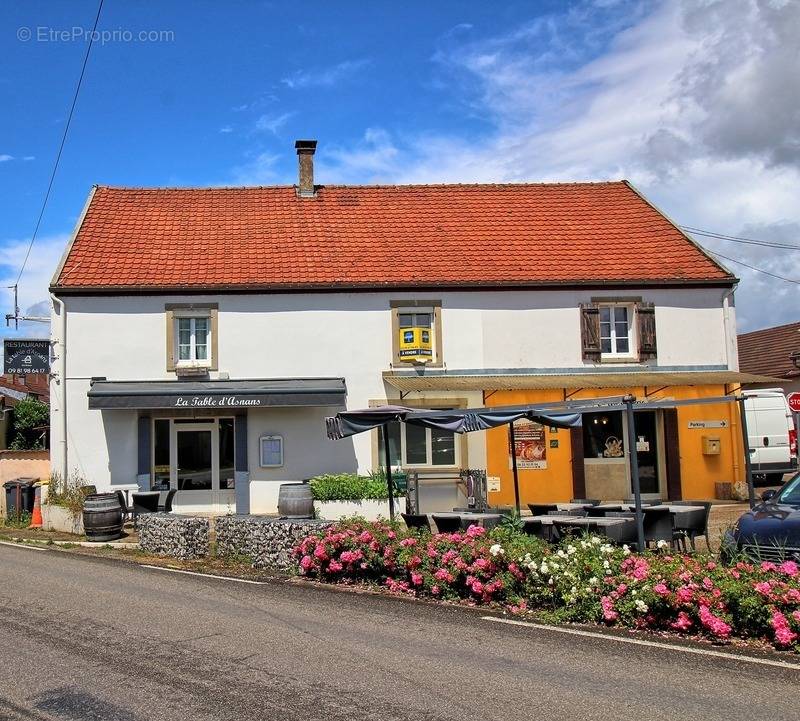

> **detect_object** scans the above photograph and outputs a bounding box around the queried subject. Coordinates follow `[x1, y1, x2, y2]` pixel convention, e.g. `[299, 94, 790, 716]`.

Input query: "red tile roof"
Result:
[738, 321, 800, 379]
[52, 181, 733, 291]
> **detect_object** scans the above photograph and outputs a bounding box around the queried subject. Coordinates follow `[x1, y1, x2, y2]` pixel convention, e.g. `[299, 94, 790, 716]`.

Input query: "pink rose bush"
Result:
[294, 519, 800, 652]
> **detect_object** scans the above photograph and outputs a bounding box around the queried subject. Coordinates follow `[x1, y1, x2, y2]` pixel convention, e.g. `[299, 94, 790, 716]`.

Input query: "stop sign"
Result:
[788, 392, 800, 413]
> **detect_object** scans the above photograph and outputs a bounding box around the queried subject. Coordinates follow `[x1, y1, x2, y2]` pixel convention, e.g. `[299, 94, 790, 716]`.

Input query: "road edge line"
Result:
[482, 616, 800, 670]
[141, 564, 266, 585]
[0, 539, 46, 552]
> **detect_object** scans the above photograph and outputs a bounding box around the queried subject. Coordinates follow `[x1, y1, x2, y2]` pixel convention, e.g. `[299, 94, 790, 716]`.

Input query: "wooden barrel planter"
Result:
[82, 493, 123, 542]
[277, 483, 314, 519]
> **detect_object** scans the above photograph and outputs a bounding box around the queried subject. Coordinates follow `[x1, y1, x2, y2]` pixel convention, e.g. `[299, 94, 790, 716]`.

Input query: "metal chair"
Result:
[642, 507, 676, 549]
[529, 503, 558, 516]
[586, 506, 614, 517]
[671, 500, 713, 552]
[114, 490, 132, 523]
[521, 518, 545, 538]
[604, 512, 639, 547]
[131, 492, 159, 527]
[432, 514, 462, 534]
[401, 513, 430, 531]
[160, 489, 178, 513]
[570, 498, 600, 506]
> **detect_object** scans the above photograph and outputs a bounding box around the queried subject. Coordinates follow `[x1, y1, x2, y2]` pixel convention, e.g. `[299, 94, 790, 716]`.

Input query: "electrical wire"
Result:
[681, 225, 800, 250]
[13, 0, 104, 287]
[708, 249, 800, 285]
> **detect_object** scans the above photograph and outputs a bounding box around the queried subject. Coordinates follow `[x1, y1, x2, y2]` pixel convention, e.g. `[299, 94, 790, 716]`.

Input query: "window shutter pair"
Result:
[580, 301, 657, 361]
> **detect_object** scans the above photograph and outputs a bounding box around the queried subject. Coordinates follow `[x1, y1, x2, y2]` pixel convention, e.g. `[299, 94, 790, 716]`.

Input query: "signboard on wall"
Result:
[509, 419, 547, 470]
[3, 339, 50, 375]
[687, 420, 728, 429]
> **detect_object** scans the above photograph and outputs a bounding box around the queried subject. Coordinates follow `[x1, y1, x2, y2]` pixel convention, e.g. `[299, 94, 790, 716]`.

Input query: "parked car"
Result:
[743, 389, 797, 486]
[721, 473, 800, 563]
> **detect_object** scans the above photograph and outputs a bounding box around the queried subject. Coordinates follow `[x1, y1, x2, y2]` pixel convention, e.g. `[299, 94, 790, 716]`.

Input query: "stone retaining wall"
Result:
[138, 514, 210, 560]
[215, 516, 335, 571]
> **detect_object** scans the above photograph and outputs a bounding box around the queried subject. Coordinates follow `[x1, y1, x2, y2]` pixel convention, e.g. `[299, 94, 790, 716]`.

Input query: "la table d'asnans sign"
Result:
[3, 339, 50, 375]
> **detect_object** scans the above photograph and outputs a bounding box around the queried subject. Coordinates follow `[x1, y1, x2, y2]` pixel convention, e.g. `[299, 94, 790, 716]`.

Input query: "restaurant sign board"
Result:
[3, 339, 50, 375]
[509, 419, 547, 470]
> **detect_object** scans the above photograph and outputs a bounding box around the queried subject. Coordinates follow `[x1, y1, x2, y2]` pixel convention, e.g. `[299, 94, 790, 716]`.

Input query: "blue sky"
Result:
[1, 0, 798, 337]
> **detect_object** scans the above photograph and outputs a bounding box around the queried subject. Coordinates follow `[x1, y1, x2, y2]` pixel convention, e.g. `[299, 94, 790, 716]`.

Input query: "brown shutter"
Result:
[637, 302, 657, 360]
[580, 304, 601, 361]
[570, 426, 587, 499]
[663, 408, 682, 500]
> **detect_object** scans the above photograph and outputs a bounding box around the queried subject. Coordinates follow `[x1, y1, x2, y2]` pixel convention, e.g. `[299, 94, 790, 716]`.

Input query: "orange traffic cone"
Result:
[30, 483, 43, 528]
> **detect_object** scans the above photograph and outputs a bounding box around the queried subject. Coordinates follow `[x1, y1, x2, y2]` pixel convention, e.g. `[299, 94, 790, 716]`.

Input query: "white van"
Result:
[743, 389, 798, 485]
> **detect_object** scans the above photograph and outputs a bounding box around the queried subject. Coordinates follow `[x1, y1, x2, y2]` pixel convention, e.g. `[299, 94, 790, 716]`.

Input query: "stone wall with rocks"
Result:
[138, 514, 210, 560]
[215, 516, 334, 571]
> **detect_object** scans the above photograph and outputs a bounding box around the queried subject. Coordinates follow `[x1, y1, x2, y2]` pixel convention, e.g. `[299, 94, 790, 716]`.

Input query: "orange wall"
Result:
[485, 385, 740, 505]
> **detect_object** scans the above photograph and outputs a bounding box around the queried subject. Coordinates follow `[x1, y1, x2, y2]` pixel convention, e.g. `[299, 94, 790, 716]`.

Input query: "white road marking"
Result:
[482, 616, 800, 671]
[141, 564, 266, 585]
[0, 540, 46, 551]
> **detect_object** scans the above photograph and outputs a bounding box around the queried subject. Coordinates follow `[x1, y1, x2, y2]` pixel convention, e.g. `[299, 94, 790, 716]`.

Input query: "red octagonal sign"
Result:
[788, 392, 800, 413]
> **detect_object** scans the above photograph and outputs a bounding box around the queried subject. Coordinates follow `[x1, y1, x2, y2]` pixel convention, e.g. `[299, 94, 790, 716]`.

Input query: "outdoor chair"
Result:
[401, 513, 430, 531]
[548, 508, 586, 517]
[671, 500, 713, 552]
[586, 506, 615, 517]
[521, 518, 545, 539]
[604, 512, 639, 547]
[624, 498, 660, 507]
[432, 515, 462, 534]
[159, 489, 178, 513]
[114, 490, 132, 523]
[131, 492, 159, 527]
[570, 498, 600, 506]
[529, 503, 558, 517]
[642, 507, 676, 549]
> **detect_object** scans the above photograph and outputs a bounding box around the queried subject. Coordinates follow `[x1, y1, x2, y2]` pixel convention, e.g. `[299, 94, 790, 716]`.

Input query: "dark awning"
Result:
[88, 378, 346, 410]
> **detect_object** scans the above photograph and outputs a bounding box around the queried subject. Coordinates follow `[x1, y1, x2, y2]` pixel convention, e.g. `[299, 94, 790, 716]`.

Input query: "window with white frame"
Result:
[599, 304, 634, 357]
[379, 417, 458, 468]
[176, 316, 210, 364]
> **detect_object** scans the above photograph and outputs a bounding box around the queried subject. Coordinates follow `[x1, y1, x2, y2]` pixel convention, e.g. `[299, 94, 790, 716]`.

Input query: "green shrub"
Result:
[46, 471, 89, 518]
[8, 397, 49, 450]
[309, 473, 390, 502]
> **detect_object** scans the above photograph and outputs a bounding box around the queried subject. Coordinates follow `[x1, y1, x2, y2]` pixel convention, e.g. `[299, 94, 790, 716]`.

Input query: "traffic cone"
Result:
[30, 483, 43, 528]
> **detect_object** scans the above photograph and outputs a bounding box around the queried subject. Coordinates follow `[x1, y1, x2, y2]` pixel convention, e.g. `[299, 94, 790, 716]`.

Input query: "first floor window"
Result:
[600, 305, 632, 356]
[378, 415, 457, 467]
[177, 316, 209, 362]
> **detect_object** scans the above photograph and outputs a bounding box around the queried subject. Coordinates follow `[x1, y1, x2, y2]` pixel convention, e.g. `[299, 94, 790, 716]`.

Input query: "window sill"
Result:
[175, 364, 212, 377]
[599, 355, 640, 364]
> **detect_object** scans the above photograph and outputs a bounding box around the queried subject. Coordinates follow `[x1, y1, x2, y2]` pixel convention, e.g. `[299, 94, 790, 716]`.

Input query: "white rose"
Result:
[635, 599, 649, 613]
[489, 543, 504, 557]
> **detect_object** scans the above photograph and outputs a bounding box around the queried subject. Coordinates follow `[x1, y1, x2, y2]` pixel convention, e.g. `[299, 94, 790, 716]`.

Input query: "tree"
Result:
[8, 397, 49, 450]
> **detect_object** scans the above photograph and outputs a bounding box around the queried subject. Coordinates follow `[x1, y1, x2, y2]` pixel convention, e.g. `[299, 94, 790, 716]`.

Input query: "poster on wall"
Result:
[509, 419, 547, 470]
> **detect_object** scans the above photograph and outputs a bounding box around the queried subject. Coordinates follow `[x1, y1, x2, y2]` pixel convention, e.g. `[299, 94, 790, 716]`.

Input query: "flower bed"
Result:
[294, 519, 800, 653]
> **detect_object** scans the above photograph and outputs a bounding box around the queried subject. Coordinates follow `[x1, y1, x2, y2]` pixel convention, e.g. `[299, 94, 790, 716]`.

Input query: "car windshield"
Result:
[777, 473, 800, 506]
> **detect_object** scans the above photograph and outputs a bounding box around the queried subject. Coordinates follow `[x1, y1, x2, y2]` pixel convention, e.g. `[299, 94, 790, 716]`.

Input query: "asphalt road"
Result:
[1, 544, 798, 721]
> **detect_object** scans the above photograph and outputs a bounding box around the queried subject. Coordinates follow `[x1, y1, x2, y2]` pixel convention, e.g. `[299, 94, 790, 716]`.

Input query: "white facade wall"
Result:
[50, 287, 735, 512]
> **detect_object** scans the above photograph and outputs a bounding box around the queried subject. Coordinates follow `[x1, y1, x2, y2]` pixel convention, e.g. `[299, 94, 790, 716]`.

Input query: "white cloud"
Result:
[321, 0, 800, 332]
[0, 234, 68, 340]
[219, 125, 233, 134]
[281, 59, 370, 89]
[254, 111, 294, 135]
[0, 154, 13, 162]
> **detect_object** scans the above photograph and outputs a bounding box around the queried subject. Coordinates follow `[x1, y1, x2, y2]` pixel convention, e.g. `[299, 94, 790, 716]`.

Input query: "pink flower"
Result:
[670, 611, 693, 631]
[442, 549, 459, 564]
[702, 577, 714, 590]
[653, 583, 670, 597]
[600, 596, 619, 623]
[771, 611, 798, 647]
[406, 555, 422, 569]
[754, 581, 772, 596]
[399, 537, 417, 548]
[431, 585, 441, 595]
[760, 561, 777, 572]
[358, 531, 373, 543]
[465, 525, 486, 538]
[615, 583, 628, 596]
[299, 555, 314, 571]
[434, 568, 453, 583]
[779, 560, 799, 577]
[411, 571, 424, 587]
[313, 544, 328, 561]
[472, 558, 489, 570]
[698, 605, 732, 639]
[328, 560, 343, 573]
[471, 580, 484, 595]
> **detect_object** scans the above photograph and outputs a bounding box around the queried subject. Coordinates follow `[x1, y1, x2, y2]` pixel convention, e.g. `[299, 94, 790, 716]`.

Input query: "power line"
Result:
[681, 225, 800, 250]
[708, 249, 800, 285]
[14, 0, 104, 287]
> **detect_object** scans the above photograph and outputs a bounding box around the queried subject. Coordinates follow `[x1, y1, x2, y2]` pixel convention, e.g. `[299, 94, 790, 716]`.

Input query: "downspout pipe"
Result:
[50, 293, 67, 484]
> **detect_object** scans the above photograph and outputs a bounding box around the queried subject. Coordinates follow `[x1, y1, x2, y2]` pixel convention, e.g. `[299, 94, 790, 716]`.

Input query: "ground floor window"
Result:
[583, 411, 625, 459]
[151, 416, 235, 491]
[378, 415, 458, 468]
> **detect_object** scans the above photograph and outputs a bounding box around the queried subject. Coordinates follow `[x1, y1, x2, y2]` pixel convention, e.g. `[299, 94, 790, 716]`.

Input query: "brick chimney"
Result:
[295, 140, 317, 197]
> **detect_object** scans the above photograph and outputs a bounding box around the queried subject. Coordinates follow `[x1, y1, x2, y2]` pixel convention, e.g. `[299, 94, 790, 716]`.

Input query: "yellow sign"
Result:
[398, 326, 433, 363]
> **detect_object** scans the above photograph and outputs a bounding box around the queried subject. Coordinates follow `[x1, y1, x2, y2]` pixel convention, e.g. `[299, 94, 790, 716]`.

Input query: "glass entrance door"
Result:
[633, 411, 661, 497]
[176, 426, 214, 491]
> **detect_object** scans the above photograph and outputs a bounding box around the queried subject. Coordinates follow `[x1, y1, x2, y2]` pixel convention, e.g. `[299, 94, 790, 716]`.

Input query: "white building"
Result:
[50, 140, 757, 514]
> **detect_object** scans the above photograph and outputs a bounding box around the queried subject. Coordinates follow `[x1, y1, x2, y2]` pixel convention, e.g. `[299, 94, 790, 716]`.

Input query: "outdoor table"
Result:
[434, 512, 504, 530]
[556, 503, 594, 511]
[595, 503, 704, 524]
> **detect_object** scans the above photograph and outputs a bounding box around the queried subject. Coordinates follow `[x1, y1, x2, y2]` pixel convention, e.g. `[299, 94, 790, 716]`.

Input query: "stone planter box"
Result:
[313, 497, 406, 522]
[42, 503, 84, 535]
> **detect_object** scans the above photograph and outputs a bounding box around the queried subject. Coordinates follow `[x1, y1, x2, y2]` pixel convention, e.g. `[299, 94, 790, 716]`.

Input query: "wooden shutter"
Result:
[637, 302, 657, 360]
[570, 426, 587, 499]
[663, 408, 682, 501]
[580, 304, 601, 361]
